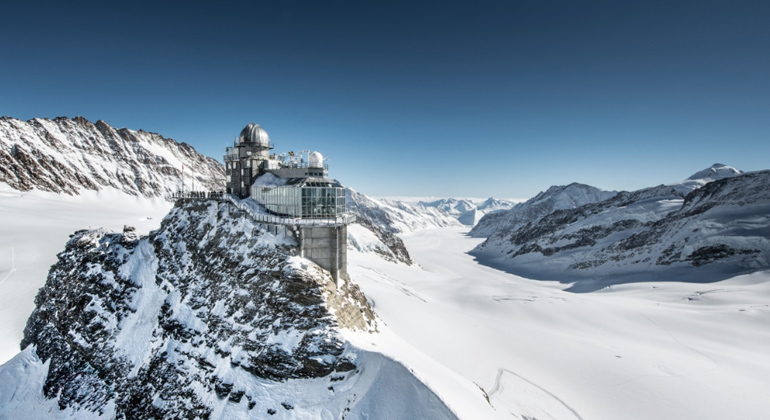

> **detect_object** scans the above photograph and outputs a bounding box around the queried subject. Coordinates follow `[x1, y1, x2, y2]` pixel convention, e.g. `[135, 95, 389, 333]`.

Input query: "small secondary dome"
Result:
[239, 123, 270, 146]
[309, 151, 324, 168]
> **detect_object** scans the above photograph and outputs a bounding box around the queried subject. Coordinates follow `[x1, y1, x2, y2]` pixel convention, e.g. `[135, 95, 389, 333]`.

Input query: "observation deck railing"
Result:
[168, 191, 355, 227]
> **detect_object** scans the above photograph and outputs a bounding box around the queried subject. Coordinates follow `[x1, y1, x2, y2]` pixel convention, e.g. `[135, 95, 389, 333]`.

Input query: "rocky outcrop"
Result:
[17, 199, 382, 418]
[0, 116, 224, 197]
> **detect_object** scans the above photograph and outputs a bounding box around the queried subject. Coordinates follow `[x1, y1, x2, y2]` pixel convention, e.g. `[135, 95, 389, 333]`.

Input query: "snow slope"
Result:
[347, 189, 463, 234]
[347, 227, 770, 420]
[345, 192, 517, 265]
[0, 186, 172, 364]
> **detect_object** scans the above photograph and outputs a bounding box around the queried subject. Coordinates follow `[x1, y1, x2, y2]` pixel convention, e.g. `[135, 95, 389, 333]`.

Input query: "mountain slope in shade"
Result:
[0, 116, 224, 197]
[0, 199, 458, 419]
[472, 167, 769, 291]
[470, 182, 617, 238]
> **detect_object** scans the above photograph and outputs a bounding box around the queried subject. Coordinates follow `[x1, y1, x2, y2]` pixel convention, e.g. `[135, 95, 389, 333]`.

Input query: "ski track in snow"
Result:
[487, 367, 585, 420]
[0, 247, 15, 287]
[639, 313, 719, 367]
[356, 265, 428, 303]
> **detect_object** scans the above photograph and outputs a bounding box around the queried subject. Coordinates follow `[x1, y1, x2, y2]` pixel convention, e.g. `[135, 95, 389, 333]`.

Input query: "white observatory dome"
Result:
[309, 151, 324, 168]
[239, 123, 270, 146]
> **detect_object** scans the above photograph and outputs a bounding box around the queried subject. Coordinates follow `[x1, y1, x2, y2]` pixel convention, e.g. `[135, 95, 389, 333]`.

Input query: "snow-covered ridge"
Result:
[470, 182, 617, 238]
[472, 166, 770, 290]
[1, 199, 457, 419]
[0, 116, 224, 197]
[415, 197, 517, 226]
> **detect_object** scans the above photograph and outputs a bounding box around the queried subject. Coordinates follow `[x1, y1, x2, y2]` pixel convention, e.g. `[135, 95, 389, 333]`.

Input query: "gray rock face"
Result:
[0, 116, 224, 197]
[20, 200, 376, 418]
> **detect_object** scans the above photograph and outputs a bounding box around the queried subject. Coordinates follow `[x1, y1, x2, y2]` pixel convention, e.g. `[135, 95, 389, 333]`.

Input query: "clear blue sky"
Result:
[2, 1, 768, 199]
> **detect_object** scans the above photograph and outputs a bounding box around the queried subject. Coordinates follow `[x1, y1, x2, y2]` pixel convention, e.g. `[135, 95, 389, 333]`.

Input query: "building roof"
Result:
[239, 123, 271, 146]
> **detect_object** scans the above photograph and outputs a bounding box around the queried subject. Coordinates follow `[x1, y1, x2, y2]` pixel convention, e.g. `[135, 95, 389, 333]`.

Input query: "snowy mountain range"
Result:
[415, 197, 516, 226]
[0, 116, 224, 197]
[471, 164, 770, 290]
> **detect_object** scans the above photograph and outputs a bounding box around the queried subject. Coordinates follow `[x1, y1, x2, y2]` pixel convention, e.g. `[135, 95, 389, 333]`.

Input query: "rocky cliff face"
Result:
[0, 116, 224, 197]
[8, 199, 423, 418]
[471, 168, 770, 290]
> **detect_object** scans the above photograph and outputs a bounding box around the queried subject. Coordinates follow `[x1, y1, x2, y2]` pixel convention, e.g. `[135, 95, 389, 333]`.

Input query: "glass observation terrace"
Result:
[251, 185, 346, 219]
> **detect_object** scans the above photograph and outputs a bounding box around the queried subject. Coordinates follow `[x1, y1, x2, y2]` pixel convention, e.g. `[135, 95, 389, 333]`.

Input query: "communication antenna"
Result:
[298, 150, 309, 166]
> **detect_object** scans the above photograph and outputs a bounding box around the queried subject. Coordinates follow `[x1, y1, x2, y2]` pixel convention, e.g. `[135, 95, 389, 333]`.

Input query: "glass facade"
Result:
[253, 186, 345, 219]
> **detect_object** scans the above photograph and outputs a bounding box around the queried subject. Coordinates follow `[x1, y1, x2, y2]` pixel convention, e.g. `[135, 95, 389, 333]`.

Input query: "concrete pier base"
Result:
[299, 225, 348, 287]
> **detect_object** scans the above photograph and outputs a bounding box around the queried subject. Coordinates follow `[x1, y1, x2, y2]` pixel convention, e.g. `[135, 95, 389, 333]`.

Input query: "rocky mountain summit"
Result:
[0, 116, 224, 197]
[0, 199, 456, 419]
[472, 165, 770, 290]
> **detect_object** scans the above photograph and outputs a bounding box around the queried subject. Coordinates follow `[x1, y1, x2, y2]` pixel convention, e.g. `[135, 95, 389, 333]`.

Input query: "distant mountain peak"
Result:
[686, 163, 742, 181]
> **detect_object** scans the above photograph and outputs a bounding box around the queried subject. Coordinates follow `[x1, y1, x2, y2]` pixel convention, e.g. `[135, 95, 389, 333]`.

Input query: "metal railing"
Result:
[222, 194, 356, 227]
[168, 191, 356, 227]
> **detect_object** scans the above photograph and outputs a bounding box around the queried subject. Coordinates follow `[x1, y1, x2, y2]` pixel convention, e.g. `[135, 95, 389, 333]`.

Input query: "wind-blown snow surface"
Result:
[347, 227, 770, 420]
[0, 186, 173, 364]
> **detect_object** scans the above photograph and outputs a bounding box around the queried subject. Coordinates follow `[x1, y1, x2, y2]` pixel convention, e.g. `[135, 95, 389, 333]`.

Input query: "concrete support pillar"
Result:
[299, 225, 348, 288]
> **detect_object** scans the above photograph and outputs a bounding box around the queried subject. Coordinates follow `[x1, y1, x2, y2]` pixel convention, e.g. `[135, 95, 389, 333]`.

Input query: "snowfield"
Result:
[0, 186, 172, 364]
[346, 227, 770, 420]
